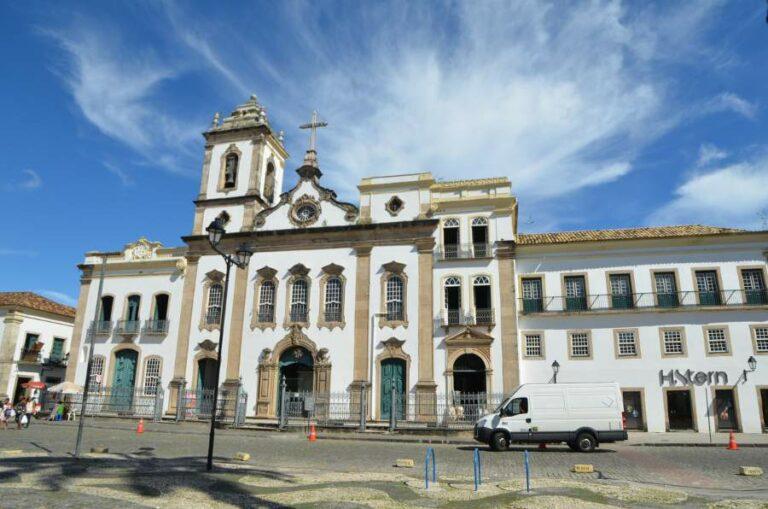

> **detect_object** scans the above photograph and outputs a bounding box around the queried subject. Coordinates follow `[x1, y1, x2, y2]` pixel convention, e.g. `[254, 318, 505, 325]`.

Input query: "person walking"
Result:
[24, 398, 35, 428]
[15, 398, 26, 430]
[1, 399, 10, 430]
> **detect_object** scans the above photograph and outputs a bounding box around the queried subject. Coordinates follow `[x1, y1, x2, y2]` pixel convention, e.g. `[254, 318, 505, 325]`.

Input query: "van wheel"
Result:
[490, 431, 509, 451]
[575, 432, 596, 452]
[567, 440, 579, 451]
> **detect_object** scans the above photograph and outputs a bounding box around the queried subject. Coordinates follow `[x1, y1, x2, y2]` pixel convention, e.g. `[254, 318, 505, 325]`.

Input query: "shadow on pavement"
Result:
[0, 454, 295, 507]
[456, 445, 616, 454]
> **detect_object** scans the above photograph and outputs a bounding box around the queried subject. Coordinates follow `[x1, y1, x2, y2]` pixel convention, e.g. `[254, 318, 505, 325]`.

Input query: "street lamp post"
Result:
[551, 360, 560, 384]
[204, 218, 253, 471]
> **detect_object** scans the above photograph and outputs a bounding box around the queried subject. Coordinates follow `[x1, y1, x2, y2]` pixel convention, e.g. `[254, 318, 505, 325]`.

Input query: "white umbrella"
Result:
[47, 381, 83, 394]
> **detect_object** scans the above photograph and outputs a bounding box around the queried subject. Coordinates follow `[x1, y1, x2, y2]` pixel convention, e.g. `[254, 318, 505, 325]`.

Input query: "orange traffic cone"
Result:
[308, 423, 317, 442]
[137, 418, 145, 435]
[538, 443, 547, 450]
[726, 431, 739, 450]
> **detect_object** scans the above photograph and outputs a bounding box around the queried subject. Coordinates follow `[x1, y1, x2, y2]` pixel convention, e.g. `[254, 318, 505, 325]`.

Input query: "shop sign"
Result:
[659, 369, 728, 386]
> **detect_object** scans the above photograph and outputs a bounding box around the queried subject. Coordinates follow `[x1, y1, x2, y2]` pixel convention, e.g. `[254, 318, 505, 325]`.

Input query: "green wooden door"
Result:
[380, 359, 405, 420]
[111, 349, 138, 413]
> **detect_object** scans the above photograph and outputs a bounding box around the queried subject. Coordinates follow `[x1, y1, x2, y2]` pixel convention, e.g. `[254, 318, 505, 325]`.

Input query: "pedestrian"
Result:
[25, 398, 35, 428]
[15, 398, 26, 429]
[0, 399, 10, 430]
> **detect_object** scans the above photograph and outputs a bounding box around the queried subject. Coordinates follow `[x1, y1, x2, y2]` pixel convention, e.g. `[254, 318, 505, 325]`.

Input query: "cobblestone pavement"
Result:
[0, 420, 766, 508]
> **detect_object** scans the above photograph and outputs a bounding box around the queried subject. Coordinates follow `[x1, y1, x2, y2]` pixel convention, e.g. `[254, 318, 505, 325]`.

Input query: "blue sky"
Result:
[1, 1, 767, 306]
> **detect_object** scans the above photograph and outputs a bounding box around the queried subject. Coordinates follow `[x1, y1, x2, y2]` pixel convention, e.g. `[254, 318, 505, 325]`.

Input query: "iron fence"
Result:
[277, 390, 504, 429]
[39, 385, 165, 421]
[179, 386, 248, 427]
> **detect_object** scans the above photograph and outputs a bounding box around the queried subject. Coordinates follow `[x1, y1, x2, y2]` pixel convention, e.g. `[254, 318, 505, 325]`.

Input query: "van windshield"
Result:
[493, 386, 522, 413]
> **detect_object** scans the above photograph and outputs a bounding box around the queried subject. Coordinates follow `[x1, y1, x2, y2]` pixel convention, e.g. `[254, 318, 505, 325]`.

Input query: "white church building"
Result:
[65, 96, 768, 433]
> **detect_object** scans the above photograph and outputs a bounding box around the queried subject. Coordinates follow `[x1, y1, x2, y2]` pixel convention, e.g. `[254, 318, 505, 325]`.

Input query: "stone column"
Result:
[168, 255, 199, 415]
[64, 269, 94, 383]
[0, 311, 23, 400]
[497, 243, 520, 393]
[415, 238, 437, 420]
[197, 144, 214, 200]
[224, 263, 249, 389]
[247, 136, 264, 195]
[349, 246, 372, 415]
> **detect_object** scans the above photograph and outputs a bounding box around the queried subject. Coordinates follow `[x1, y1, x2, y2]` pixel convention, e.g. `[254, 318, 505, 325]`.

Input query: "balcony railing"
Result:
[324, 309, 342, 323]
[435, 243, 492, 261]
[91, 320, 113, 335]
[20, 350, 41, 363]
[115, 320, 141, 335]
[44, 353, 68, 367]
[289, 307, 308, 323]
[520, 289, 768, 314]
[144, 319, 169, 335]
[441, 308, 495, 326]
[444, 309, 462, 326]
[473, 308, 495, 325]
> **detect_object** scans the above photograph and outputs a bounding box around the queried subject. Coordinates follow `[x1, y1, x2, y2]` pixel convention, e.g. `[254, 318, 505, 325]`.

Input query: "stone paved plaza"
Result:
[0, 419, 766, 508]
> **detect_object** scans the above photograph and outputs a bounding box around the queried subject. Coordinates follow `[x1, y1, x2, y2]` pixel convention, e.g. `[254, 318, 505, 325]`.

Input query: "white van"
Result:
[474, 383, 628, 452]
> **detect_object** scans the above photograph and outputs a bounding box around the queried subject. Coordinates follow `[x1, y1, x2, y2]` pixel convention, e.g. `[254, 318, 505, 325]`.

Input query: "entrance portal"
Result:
[666, 390, 694, 430]
[380, 358, 406, 420]
[622, 391, 644, 430]
[714, 389, 739, 431]
[111, 349, 138, 413]
[13, 377, 31, 404]
[453, 354, 487, 422]
[278, 347, 314, 416]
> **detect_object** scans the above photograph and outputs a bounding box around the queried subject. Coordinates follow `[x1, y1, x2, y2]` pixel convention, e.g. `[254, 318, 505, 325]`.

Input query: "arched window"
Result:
[290, 279, 308, 322]
[143, 357, 162, 395]
[444, 276, 462, 325]
[264, 162, 276, 203]
[126, 295, 141, 321]
[89, 355, 105, 390]
[473, 276, 493, 324]
[324, 277, 343, 322]
[471, 217, 489, 257]
[100, 295, 114, 321]
[224, 153, 238, 188]
[386, 275, 404, 321]
[258, 281, 275, 322]
[443, 218, 460, 258]
[206, 283, 223, 325]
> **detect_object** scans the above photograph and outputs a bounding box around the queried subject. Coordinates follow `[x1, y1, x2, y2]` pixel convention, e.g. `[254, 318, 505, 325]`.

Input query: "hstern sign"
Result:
[659, 369, 728, 386]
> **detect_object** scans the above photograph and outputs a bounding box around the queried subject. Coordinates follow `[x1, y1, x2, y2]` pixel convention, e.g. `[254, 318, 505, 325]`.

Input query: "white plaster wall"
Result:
[73, 268, 185, 411]
[369, 245, 421, 418]
[206, 140, 254, 199]
[5, 311, 73, 397]
[368, 189, 421, 223]
[238, 248, 359, 414]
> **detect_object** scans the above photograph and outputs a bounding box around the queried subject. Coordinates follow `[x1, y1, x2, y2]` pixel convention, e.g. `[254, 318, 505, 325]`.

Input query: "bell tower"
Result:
[192, 95, 288, 234]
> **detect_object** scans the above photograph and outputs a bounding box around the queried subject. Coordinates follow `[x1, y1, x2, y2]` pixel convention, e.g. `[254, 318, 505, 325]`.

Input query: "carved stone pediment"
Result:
[382, 337, 406, 354]
[288, 263, 310, 277]
[198, 339, 218, 351]
[205, 269, 225, 282]
[123, 237, 162, 261]
[321, 263, 344, 275]
[444, 327, 494, 347]
[257, 266, 278, 280]
[285, 324, 310, 345]
[382, 261, 406, 274]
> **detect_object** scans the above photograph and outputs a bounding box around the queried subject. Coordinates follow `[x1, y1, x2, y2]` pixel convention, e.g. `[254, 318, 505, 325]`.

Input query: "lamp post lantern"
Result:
[744, 356, 758, 383]
[551, 360, 560, 384]
[204, 218, 253, 471]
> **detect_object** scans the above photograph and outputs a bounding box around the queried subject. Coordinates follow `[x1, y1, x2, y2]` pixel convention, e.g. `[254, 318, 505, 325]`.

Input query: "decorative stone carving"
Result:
[382, 337, 406, 355]
[123, 237, 162, 261]
[175, 258, 188, 275]
[288, 264, 310, 277]
[382, 261, 406, 274]
[321, 263, 344, 276]
[198, 339, 218, 352]
[256, 266, 278, 280]
[205, 269, 225, 282]
[289, 194, 322, 228]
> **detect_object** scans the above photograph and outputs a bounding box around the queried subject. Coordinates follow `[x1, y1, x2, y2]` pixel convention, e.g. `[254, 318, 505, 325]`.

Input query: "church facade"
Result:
[65, 96, 768, 433]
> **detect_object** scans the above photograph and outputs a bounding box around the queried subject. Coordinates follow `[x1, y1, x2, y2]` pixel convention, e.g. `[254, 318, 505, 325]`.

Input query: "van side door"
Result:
[500, 397, 530, 440]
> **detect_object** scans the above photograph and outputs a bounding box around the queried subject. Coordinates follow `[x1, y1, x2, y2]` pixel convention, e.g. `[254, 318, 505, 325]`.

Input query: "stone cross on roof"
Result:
[299, 110, 327, 153]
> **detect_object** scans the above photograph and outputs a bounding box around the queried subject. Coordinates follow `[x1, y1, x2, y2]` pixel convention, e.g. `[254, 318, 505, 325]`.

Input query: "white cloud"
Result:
[3, 169, 42, 191]
[103, 162, 134, 186]
[38, 290, 77, 307]
[44, 26, 200, 175]
[705, 92, 758, 119]
[648, 153, 768, 229]
[697, 143, 728, 166]
[0, 248, 38, 257]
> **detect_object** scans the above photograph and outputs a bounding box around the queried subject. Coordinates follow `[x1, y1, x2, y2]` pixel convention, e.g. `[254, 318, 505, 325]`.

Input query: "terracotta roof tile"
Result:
[0, 292, 76, 318]
[517, 225, 746, 245]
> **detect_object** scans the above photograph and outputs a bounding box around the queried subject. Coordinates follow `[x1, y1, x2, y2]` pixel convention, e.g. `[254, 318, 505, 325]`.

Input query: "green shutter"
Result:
[50, 338, 64, 361]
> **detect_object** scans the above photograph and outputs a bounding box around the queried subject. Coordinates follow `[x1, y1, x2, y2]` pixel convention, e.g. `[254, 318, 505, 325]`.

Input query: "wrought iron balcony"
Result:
[115, 320, 141, 335]
[144, 319, 169, 335]
[435, 243, 492, 261]
[20, 350, 42, 364]
[520, 289, 768, 314]
[443, 309, 463, 326]
[472, 308, 495, 325]
[44, 353, 68, 367]
[91, 320, 113, 335]
[289, 307, 309, 323]
[441, 308, 495, 327]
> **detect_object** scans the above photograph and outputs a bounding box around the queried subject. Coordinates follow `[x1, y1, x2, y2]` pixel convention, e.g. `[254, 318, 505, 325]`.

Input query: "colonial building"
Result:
[66, 96, 768, 433]
[0, 292, 75, 402]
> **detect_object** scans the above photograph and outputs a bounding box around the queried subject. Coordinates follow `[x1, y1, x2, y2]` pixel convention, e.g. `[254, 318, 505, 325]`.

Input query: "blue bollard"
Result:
[425, 447, 436, 489]
[524, 449, 530, 493]
[473, 447, 482, 491]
